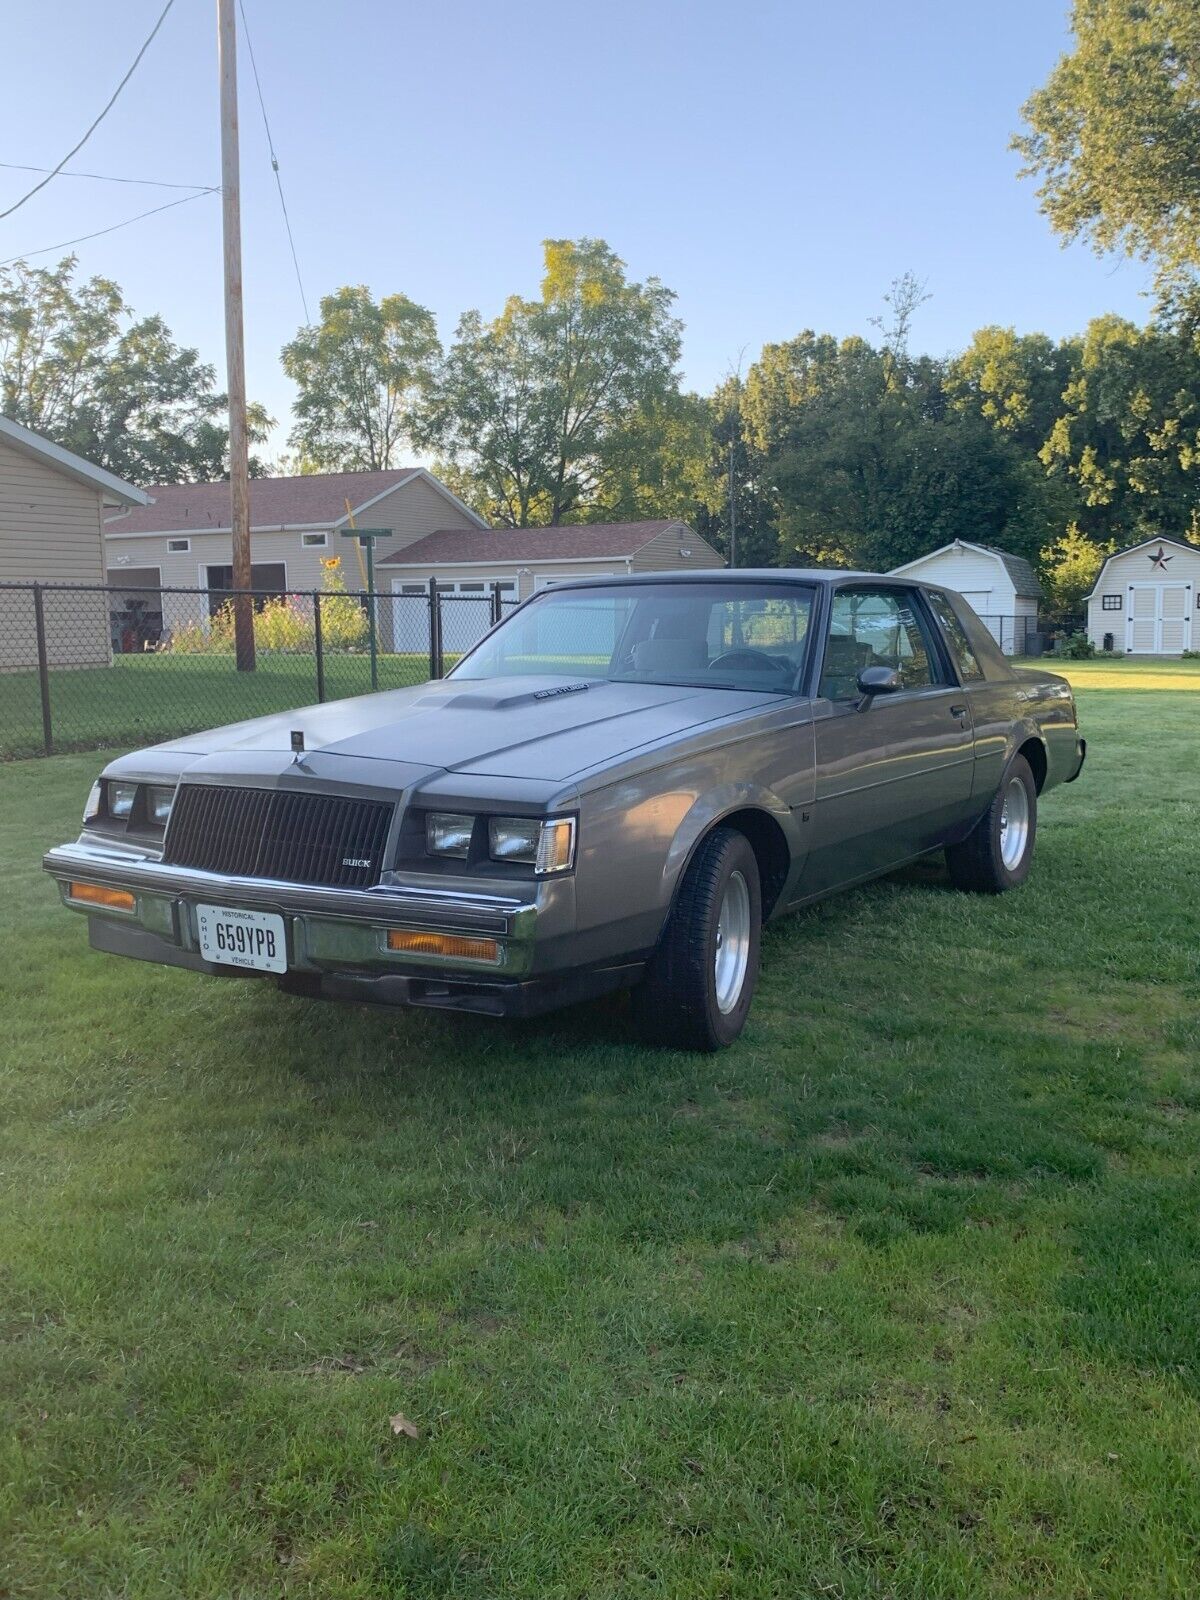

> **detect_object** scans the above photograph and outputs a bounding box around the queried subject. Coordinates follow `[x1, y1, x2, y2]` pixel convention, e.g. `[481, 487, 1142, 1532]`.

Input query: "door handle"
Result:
[950, 704, 968, 718]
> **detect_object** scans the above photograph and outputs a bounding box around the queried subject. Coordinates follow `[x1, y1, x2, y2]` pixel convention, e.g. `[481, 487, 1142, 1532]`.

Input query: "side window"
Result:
[926, 591, 984, 683]
[819, 588, 939, 700]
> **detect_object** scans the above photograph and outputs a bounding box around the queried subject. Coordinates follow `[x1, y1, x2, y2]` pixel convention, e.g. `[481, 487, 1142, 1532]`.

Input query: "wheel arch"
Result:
[1014, 734, 1048, 793]
[663, 795, 796, 928]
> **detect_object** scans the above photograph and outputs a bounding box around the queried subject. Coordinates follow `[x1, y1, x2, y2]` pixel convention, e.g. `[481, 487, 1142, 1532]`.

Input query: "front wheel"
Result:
[945, 754, 1037, 894]
[631, 827, 761, 1051]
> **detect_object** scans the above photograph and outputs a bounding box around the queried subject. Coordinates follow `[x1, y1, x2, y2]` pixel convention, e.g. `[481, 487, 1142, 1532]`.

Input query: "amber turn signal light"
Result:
[67, 881, 135, 912]
[386, 928, 500, 963]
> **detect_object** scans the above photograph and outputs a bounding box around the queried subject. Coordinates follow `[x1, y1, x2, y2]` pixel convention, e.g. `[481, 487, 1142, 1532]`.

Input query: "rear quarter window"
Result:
[927, 591, 985, 682]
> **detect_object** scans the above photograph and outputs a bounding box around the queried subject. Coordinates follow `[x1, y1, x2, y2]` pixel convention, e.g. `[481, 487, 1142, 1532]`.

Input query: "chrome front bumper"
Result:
[43, 836, 540, 980]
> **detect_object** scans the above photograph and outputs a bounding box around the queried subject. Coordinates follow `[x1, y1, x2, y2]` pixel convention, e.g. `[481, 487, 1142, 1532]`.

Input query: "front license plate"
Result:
[195, 904, 287, 972]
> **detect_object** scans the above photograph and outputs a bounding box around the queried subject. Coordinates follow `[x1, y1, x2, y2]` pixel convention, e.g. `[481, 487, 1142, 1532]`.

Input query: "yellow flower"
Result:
[320, 556, 340, 570]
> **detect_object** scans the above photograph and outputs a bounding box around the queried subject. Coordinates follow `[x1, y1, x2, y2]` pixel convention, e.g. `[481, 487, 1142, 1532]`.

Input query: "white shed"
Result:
[1086, 535, 1200, 656]
[888, 540, 1042, 655]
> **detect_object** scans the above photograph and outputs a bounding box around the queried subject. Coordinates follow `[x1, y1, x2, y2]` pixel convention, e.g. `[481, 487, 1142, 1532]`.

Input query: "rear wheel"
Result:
[631, 827, 761, 1051]
[945, 753, 1037, 894]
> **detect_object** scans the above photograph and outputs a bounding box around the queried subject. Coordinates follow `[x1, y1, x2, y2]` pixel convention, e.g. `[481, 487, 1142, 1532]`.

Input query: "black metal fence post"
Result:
[428, 578, 443, 679]
[32, 583, 54, 755]
[490, 581, 502, 627]
[312, 590, 326, 702]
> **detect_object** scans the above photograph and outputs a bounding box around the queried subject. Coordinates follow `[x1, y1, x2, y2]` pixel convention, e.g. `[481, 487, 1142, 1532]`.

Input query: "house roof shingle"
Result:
[973, 543, 1043, 599]
[378, 520, 686, 567]
[104, 468, 426, 535]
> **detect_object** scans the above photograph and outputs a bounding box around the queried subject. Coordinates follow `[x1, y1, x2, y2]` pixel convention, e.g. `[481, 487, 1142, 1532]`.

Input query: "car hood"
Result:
[152, 675, 783, 783]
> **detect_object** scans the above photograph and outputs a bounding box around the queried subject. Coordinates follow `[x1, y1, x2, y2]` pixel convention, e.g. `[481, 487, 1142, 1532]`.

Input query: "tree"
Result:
[282, 285, 440, 472]
[946, 327, 1074, 456]
[0, 256, 272, 481]
[741, 327, 1055, 571]
[1040, 523, 1113, 626]
[1040, 313, 1200, 541]
[418, 238, 683, 525]
[1013, 0, 1200, 293]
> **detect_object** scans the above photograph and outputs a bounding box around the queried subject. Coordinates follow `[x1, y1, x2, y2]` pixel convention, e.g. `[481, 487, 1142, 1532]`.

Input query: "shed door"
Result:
[1161, 584, 1188, 653]
[1127, 583, 1191, 654]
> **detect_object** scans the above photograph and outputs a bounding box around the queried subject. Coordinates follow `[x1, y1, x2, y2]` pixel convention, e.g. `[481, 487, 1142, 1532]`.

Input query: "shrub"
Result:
[163, 562, 370, 657]
[252, 595, 313, 653]
[317, 559, 368, 651]
[1056, 630, 1096, 659]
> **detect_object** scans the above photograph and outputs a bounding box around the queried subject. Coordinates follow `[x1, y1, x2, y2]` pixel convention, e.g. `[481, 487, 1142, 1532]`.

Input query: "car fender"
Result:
[659, 782, 803, 929]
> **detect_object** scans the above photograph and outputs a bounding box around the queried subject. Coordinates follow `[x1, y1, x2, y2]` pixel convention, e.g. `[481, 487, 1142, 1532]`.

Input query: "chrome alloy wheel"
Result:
[713, 869, 752, 1015]
[999, 776, 1030, 872]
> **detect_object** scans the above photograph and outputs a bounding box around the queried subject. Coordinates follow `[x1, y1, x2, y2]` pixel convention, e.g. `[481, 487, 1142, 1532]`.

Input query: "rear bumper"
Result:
[1065, 736, 1087, 783]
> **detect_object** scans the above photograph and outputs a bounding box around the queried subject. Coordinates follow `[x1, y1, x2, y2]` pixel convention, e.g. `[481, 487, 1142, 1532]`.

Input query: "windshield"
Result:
[450, 580, 816, 693]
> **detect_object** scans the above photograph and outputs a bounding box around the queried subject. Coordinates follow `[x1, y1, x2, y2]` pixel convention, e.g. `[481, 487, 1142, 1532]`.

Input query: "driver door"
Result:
[798, 585, 975, 896]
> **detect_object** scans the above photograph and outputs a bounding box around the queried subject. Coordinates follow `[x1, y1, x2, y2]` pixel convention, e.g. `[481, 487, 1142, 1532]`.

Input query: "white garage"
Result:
[1086, 536, 1199, 656]
[888, 540, 1042, 655]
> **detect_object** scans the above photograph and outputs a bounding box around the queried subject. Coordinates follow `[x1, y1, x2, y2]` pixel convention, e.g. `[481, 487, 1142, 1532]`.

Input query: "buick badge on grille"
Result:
[341, 857, 372, 869]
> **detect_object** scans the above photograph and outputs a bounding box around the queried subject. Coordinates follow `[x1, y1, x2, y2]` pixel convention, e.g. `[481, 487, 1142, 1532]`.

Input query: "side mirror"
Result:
[856, 665, 902, 698]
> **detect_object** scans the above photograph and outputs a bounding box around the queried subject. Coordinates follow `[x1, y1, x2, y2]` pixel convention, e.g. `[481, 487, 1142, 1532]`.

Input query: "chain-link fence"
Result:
[975, 614, 1036, 657]
[0, 580, 518, 759]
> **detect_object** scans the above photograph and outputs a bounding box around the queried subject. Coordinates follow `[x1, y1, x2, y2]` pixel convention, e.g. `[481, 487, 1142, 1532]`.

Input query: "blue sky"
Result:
[2, 0, 1151, 456]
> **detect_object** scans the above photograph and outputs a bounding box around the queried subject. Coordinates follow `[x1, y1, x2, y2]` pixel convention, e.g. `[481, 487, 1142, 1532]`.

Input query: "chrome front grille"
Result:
[163, 784, 393, 888]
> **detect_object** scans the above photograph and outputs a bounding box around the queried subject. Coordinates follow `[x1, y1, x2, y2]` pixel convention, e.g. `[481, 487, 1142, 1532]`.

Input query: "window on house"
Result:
[1102, 594, 1121, 611]
[302, 532, 328, 548]
[166, 538, 190, 554]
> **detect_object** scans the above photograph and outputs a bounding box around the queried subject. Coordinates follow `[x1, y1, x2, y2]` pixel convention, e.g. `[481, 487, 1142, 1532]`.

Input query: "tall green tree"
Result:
[0, 256, 271, 482]
[1014, 0, 1200, 294]
[282, 285, 441, 472]
[418, 239, 683, 525]
[946, 327, 1074, 456]
[1041, 313, 1200, 541]
[742, 330, 1050, 570]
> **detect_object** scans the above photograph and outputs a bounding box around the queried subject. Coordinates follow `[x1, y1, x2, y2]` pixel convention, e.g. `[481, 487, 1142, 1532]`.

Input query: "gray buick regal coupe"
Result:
[44, 572, 1086, 1050]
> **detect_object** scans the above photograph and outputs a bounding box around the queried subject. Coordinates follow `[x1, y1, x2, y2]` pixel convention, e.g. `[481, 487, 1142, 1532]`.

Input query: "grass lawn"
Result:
[0, 651, 441, 760]
[1, 660, 1198, 1597]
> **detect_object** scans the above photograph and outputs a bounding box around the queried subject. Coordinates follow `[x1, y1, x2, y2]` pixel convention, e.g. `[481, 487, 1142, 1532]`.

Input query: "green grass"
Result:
[1, 669, 1198, 1597]
[0, 651, 440, 760]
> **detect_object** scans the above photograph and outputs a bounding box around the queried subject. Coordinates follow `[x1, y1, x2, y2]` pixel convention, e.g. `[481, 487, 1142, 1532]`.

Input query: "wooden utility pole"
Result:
[218, 0, 255, 670]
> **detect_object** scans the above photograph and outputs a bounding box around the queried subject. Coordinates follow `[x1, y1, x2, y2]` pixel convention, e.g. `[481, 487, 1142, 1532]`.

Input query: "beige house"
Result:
[377, 519, 725, 651]
[1086, 535, 1200, 655]
[102, 467, 487, 638]
[0, 415, 148, 668]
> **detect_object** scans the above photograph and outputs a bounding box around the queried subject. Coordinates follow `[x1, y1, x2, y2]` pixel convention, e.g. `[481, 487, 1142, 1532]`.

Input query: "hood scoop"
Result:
[422, 681, 592, 712]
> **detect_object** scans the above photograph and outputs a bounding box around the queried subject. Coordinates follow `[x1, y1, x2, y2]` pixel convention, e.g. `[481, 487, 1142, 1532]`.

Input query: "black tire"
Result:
[631, 826, 761, 1051]
[945, 753, 1037, 894]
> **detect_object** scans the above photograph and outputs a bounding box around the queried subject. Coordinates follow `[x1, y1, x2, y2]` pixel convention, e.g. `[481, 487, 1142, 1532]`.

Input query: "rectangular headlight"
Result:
[107, 781, 138, 819]
[488, 816, 576, 874]
[425, 812, 474, 858]
[146, 786, 176, 827]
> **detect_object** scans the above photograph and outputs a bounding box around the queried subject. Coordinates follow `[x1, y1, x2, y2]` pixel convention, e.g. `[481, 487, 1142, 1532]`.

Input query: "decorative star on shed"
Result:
[1148, 546, 1174, 571]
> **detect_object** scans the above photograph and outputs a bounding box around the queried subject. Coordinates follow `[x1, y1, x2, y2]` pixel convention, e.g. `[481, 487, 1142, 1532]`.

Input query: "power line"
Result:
[0, 189, 216, 268]
[237, 0, 310, 323]
[0, 0, 178, 222]
[0, 161, 214, 193]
